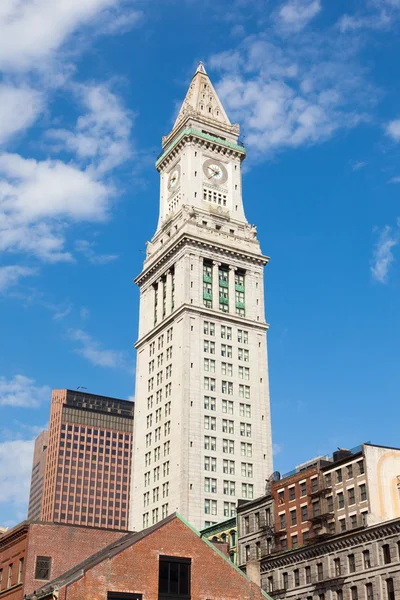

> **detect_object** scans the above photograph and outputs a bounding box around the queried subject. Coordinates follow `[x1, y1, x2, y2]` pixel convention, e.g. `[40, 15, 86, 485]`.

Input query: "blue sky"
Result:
[1, 0, 400, 526]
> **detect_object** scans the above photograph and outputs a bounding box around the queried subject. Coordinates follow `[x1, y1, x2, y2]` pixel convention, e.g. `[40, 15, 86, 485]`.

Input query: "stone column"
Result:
[212, 261, 220, 311]
[229, 265, 236, 315]
[166, 270, 173, 316]
[157, 278, 164, 323]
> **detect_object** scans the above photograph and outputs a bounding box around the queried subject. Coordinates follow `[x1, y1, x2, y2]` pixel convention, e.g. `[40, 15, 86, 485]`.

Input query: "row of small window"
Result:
[146, 407, 171, 428]
[270, 545, 398, 593]
[204, 378, 250, 396]
[205, 457, 253, 477]
[147, 385, 172, 409]
[144, 462, 170, 485]
[204, 478, 254, 496]
[203, 188, 227, 206]
[144, 439, 170, 458]
[204, 359, 250, 379]
[147, 366, 172, 390]
[292, 581, 396, 600]
[204, 341, 249, 360]
[205, 437, 253, 456]
[204, 417, 252, 436]
[204, 322, 249, 343]
[149, 329, 173, 356]
[143, 503, 169, 527]
[148, 347, 173, 372]
[53, 513, 125, 527]
[205, 397, 251, 417]
[145, 423, 171, 446]
[325, 459, 365, 484]
[205, 488, 253, 514]
[143, 483, 169, 506]
[60, 424, 129, 439]
[0, 559, 24, 590]
[278, 486, 367, 528]
[278, 466, 365, 500]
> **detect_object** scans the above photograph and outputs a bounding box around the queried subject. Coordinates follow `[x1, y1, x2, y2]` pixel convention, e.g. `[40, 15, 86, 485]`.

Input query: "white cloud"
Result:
[0, 0, 140, 73]
[69, 328, 131, 370]
[388, 176, 400, 183]
[0, 84, 44, 144]
[275, 0, 321, 33]
[48, 83, 133, 173]
[351, 160, 367, 171]
[0, 153, 113, 262]
[75, 239, 119, 264]
[80, 307, 90, 319]
[385, 119, 400, 141]
[211, 34, 370, 156]
[0, 439, 35, 507]
[0, 374, 50, 407]
[371, 225, 399, 283]
[0, 265, 36, 292]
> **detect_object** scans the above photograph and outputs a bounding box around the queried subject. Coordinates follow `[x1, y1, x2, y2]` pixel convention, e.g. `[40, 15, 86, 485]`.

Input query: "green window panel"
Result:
[219, 297, 229, 305]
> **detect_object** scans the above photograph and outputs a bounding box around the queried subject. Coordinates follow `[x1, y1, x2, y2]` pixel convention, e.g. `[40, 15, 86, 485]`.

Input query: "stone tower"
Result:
[130, 63, 273, 531]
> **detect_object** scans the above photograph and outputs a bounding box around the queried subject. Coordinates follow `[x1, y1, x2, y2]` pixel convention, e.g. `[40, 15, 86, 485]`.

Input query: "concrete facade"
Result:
[40, 389, 134, 530]
[129, 63, 273, 531]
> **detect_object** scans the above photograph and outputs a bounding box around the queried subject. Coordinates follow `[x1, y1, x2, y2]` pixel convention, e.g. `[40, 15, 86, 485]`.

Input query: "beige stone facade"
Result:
[129, 63, 273, 531]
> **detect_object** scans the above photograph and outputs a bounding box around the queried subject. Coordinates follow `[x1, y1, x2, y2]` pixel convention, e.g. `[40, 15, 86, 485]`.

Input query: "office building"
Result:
[40, 389, 134, 530]
[130, 62, 273, 531]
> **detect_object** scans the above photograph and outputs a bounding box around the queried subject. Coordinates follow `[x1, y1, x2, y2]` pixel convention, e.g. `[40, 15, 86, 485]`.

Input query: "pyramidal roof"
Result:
[173, 61, 231, 129]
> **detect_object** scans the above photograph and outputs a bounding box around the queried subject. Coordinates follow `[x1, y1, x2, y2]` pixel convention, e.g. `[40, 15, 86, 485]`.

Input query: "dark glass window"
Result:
[35, 556, 51, 580]
[159, 556, 191, 599]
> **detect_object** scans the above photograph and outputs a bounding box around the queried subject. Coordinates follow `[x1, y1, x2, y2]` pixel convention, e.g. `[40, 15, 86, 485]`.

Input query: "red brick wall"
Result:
[61, 518, 266, 600]
[273, 467, 318, 549]
[24, 523, 126, 596]
[0, 525, 28, 600]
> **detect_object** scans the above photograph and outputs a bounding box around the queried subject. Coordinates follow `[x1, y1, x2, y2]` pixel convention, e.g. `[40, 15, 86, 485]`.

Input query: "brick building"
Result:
[0, 521, 125, 599]
[235, 442, 400, 599]
[27, 431, 48, 520]
[39, 389, 134, 530]
[26, 513, 272, 600]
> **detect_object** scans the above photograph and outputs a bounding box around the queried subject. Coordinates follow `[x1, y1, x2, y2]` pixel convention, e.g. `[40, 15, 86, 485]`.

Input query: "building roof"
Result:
[27, 513, 272, 600]
[173, 61, 231, 130]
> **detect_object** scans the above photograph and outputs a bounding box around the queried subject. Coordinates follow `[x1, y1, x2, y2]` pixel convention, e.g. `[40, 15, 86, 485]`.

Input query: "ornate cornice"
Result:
[135, 233, 268, 288]
[156, 128, 246, 170]
[260, 519, 400, 573]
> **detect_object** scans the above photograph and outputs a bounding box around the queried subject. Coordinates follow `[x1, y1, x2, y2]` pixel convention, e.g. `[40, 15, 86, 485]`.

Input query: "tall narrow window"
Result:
[235, 270, 245, 316]
[18, 559, 24, 584]
[383, 544, 391, 564]
[158, 556, 191, 599]
[203, 261, 212, 308]
[218, 266, 229, 312]
[386, 578, 395, 600]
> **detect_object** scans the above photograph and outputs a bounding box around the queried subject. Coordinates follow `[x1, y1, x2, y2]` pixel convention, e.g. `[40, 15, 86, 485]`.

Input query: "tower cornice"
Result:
[156, 127, 245, 171]
[135, 232, 269, 287]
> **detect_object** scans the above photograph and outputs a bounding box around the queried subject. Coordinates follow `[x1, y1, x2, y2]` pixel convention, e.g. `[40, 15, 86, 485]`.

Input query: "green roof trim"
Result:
[175, 513, 273, 600]
[156, 128, 246, 168]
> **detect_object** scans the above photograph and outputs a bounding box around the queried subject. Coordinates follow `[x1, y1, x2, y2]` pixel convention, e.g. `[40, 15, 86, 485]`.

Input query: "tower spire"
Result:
[173, 61, 231, 129]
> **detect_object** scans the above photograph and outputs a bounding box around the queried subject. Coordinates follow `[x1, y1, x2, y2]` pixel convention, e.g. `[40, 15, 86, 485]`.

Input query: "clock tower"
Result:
[130, 62, 273, 533]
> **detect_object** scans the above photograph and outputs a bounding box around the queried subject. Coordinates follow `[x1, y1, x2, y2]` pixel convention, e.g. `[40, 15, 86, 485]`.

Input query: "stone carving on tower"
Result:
[130, 62, 273, 532]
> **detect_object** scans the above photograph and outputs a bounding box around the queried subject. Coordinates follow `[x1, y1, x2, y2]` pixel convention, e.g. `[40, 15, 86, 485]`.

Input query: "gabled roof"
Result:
[173, 61, 231, 129]
[28, 513, 272, 600]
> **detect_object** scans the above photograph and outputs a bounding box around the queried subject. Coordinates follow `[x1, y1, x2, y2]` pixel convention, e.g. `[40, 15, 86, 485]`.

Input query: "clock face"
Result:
[206, 163, 223, 180]
[202, 158, 228, 185]
[168, 166, 180, 190]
